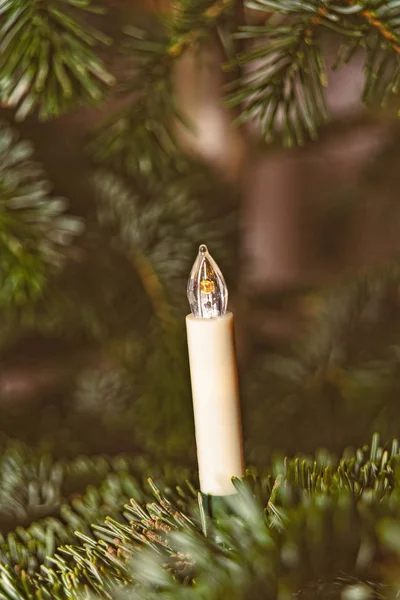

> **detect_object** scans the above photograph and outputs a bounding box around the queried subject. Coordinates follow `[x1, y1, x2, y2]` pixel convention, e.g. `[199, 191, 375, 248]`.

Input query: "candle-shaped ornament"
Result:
[186, 244, 244, 496]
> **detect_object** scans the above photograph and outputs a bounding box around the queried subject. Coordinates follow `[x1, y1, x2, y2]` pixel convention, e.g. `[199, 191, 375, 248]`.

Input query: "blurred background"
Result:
[2, 0, 400, 473]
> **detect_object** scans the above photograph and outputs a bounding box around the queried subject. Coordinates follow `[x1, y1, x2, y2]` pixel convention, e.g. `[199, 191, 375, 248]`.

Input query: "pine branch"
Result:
[225, 0, 400, 145]
[89, 1, 236, 176]
[0, 0, 115, 121]
[89, 25, 184, 179]
[30, 434, 400, 600]
[1, 435, 400, 599]
[0, 439, 191, 579]
[0, 121, 83, 308]
[92, 168, 236, 306]
[167, 0, 236, 57]
[358, 1, 400, 54]
[224, 0, 353, 145]
[332, 1, 400, 109]
[361, 29, 400, 109]
[226, 19, 329, 146]
[242, 260, 400, 461]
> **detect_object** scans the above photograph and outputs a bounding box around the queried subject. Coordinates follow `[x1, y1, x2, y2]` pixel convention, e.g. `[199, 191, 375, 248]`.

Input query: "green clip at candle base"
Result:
[198, 490, 241, 537]
[201, 492, 239, 518]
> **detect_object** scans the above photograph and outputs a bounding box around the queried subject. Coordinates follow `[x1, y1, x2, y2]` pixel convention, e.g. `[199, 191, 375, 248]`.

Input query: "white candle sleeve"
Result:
[186, 311, 244, 496]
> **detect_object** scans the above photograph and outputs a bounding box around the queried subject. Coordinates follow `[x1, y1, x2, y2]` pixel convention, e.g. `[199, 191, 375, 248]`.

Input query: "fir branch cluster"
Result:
[4, 0, 400, 148]
[0, 438, 191, 596]
[227, 0, 400, 145]
[0, 121, 83, 308]
[0, 436, 400, 599]
[89, 0, 236, 178]
[0, 0, 115, 120]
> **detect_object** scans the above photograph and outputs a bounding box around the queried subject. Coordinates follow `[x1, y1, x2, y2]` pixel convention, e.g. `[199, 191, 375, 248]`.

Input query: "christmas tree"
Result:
[3, 0, 400, 597]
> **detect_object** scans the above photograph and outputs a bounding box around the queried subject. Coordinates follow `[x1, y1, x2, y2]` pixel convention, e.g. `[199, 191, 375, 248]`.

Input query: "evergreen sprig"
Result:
[15, 434, 400, 600]
[226, 19, 328, 146]
[89, 25, 183, 179]
[1, 436, 400, 599]
[0, 439, 191, 581]
[0, 121, 83, 307]
[0, 0, 115, 121]
[89, 0, 236, 178]
[167, 0, 235, 56]
[93, 167, 236, 314]
[226, 0, 400, 145]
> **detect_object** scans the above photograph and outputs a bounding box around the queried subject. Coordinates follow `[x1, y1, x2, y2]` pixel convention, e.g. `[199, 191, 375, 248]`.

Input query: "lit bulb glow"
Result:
[187, 244, 228, 318]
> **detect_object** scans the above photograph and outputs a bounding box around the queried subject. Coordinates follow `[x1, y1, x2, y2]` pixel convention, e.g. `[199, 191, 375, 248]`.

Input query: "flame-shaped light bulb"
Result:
[187, 244, 228, 318]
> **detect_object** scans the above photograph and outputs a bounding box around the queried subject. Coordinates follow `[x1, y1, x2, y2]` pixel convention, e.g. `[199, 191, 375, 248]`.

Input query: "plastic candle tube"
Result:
[186, 244, 244, 496]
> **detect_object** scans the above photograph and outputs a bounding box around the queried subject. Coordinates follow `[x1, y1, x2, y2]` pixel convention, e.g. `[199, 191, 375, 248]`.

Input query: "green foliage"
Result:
[0, 435, 398, 599]
[0, 121, 83, 308]
[89, 26, 183, 179]
[167, 0, 236, 53]
[79, 0, 400, 155]
[226, 19, 329, 146]
[243, 266, 400, 462]
[50, 435, 400, 600]
[94, 168, 234, 295]
[0, 0, 115, 121]
[89, 0, 236, 179]
[227, 0, 400, 145]
[0, 438, 191, 579]
[4, 0, 400, 147]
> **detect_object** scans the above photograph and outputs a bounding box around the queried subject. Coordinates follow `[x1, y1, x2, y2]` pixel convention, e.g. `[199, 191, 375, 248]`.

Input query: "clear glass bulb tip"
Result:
[187, 244, 228, 318]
